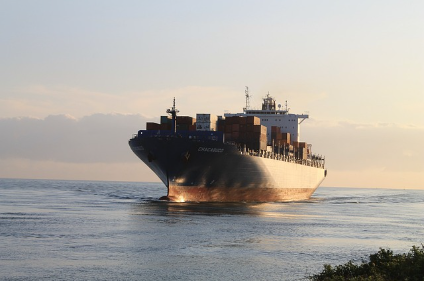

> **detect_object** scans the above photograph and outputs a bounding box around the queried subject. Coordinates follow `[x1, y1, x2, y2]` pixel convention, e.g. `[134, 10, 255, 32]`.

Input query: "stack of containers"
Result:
[224, 116, 237, 141]
[270, 126, 291, 145]
[196, 114, 218, 131]
[292, 141, 308, 160]
[159, 116, 171, 130]
[151, 115, 197, 131]
[224, 116, 267, 151]
[217, 116, 225, 132]
[146, 122, 160, 130]
[271, 126, 295, 156]
[251, 125, 267, 151]
[176, 116, 196, 131]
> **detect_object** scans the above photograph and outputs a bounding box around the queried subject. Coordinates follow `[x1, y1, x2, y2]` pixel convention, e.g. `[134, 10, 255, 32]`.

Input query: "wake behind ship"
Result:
[129, 89, 326, 202]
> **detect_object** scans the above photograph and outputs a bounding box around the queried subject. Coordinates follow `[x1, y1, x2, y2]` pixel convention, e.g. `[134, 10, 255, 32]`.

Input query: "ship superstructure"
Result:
[225, 87, 308, 144]
[129, 89, 326, 202]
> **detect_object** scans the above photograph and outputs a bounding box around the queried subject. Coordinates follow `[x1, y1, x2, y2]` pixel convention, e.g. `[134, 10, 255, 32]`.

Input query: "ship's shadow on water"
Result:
[130, 197, 324, 219]
[131, 200, 265, 217]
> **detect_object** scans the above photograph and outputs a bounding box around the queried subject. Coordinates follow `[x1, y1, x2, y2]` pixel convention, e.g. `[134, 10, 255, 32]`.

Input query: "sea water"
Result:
[1, 178, 423, 280]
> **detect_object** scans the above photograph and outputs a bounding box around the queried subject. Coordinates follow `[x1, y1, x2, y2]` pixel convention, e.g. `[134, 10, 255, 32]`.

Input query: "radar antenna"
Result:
[244, 86, 251, 112]
[166, 97, 179, 133]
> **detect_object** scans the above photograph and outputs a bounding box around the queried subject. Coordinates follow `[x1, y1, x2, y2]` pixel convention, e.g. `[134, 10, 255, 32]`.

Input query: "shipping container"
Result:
[176, 124, 189, 131]
[271, 126, 281, 133]
[299, 147, 308, 160]
[160, 116, 171, 124]
[292, 146, 308, 160]
[196, 113, 218, 123]
[146, 122, 160, 130]
[217, 118, 226, 132]
[196, 120, 218, 131]
[292, 141, 307, 148]
[271, 132, 283, 140]
[196, 123, 214, 131]
[253, 125, 267, 134]
[160, 123, 171, 130]
[225, 116, 234, 125]
[176, 116, 195, 125]
[246, 140, 267, 151]
[253, 132, 267, 140]
[246, 116, 260, 125]
[281, 132, 291, 144]
[231, 116, 241, 124]
[224, 132, 233, 141]
[225, 125, 232, 133]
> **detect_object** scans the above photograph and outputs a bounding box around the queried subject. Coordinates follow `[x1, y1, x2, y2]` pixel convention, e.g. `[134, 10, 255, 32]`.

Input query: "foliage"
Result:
[309, 245, 424, 281]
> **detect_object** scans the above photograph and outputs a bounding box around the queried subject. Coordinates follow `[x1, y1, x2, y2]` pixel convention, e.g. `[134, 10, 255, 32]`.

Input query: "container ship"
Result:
[129, 88, 326, 202]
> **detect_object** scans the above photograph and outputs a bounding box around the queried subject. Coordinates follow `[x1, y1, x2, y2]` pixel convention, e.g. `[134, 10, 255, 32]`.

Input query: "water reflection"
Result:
[130, 200, 321, 219]
[131, 201, 260, 216]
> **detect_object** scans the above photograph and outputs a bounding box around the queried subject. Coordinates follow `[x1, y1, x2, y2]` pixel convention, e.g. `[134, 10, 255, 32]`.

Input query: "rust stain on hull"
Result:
[168, 185, 316, 202]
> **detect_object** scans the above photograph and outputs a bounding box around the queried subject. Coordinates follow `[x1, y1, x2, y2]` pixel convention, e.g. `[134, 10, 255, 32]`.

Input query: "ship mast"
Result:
[243, 86, 251, 113]
[262, 93, 276, 110]
[166, 97, 179, 134]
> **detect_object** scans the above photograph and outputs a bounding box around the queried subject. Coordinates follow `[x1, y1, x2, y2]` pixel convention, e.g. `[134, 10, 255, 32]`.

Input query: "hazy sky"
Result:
[1, 1, 423, 189]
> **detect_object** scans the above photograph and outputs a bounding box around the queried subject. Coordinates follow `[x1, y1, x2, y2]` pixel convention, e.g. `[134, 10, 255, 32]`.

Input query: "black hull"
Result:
[129, 132, 326, 202]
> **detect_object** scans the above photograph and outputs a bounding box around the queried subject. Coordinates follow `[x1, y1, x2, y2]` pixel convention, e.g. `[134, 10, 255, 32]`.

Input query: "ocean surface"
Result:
[0, 179, 423, 281]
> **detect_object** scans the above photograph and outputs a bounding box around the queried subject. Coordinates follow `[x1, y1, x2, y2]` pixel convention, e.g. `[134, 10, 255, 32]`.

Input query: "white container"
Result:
[196, 121, 217, 131]
[196, 113, 218, 123]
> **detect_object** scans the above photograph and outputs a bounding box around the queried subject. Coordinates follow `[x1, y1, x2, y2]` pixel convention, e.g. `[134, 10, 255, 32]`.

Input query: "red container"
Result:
[146, 122, 160, 130]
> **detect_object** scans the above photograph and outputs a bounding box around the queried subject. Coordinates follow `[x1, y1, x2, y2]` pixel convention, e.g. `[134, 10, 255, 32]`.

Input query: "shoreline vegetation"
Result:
[309, 246, 424, 281]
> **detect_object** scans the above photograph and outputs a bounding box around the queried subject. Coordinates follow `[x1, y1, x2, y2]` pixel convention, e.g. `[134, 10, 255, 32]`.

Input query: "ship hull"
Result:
[167, 186, 316, 202]
[129, 133, 326, 202]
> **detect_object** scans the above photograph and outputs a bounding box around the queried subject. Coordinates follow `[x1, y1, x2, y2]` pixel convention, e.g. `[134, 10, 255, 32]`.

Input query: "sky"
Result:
[1, 0, 423, 189]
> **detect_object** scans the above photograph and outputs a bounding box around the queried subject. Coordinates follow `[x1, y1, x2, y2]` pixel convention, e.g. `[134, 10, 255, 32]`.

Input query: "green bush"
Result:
[309, 245, 424, 281]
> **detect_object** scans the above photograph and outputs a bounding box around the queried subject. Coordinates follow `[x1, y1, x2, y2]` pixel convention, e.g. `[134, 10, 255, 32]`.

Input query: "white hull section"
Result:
[255, 156, 326, 190]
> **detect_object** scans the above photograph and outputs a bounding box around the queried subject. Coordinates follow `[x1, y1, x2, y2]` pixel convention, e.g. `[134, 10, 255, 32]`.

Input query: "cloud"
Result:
[1, 84, 244, 119]
[302, 119, 424, 174]
[300, 119, 424, 189]
[1, 85, 129, 118]
[324, 169, 424, 190]
[0, 113, 153, 163]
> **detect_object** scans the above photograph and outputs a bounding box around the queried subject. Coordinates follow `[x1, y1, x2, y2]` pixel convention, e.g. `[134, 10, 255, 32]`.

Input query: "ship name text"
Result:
[198, 147, 224, 153]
